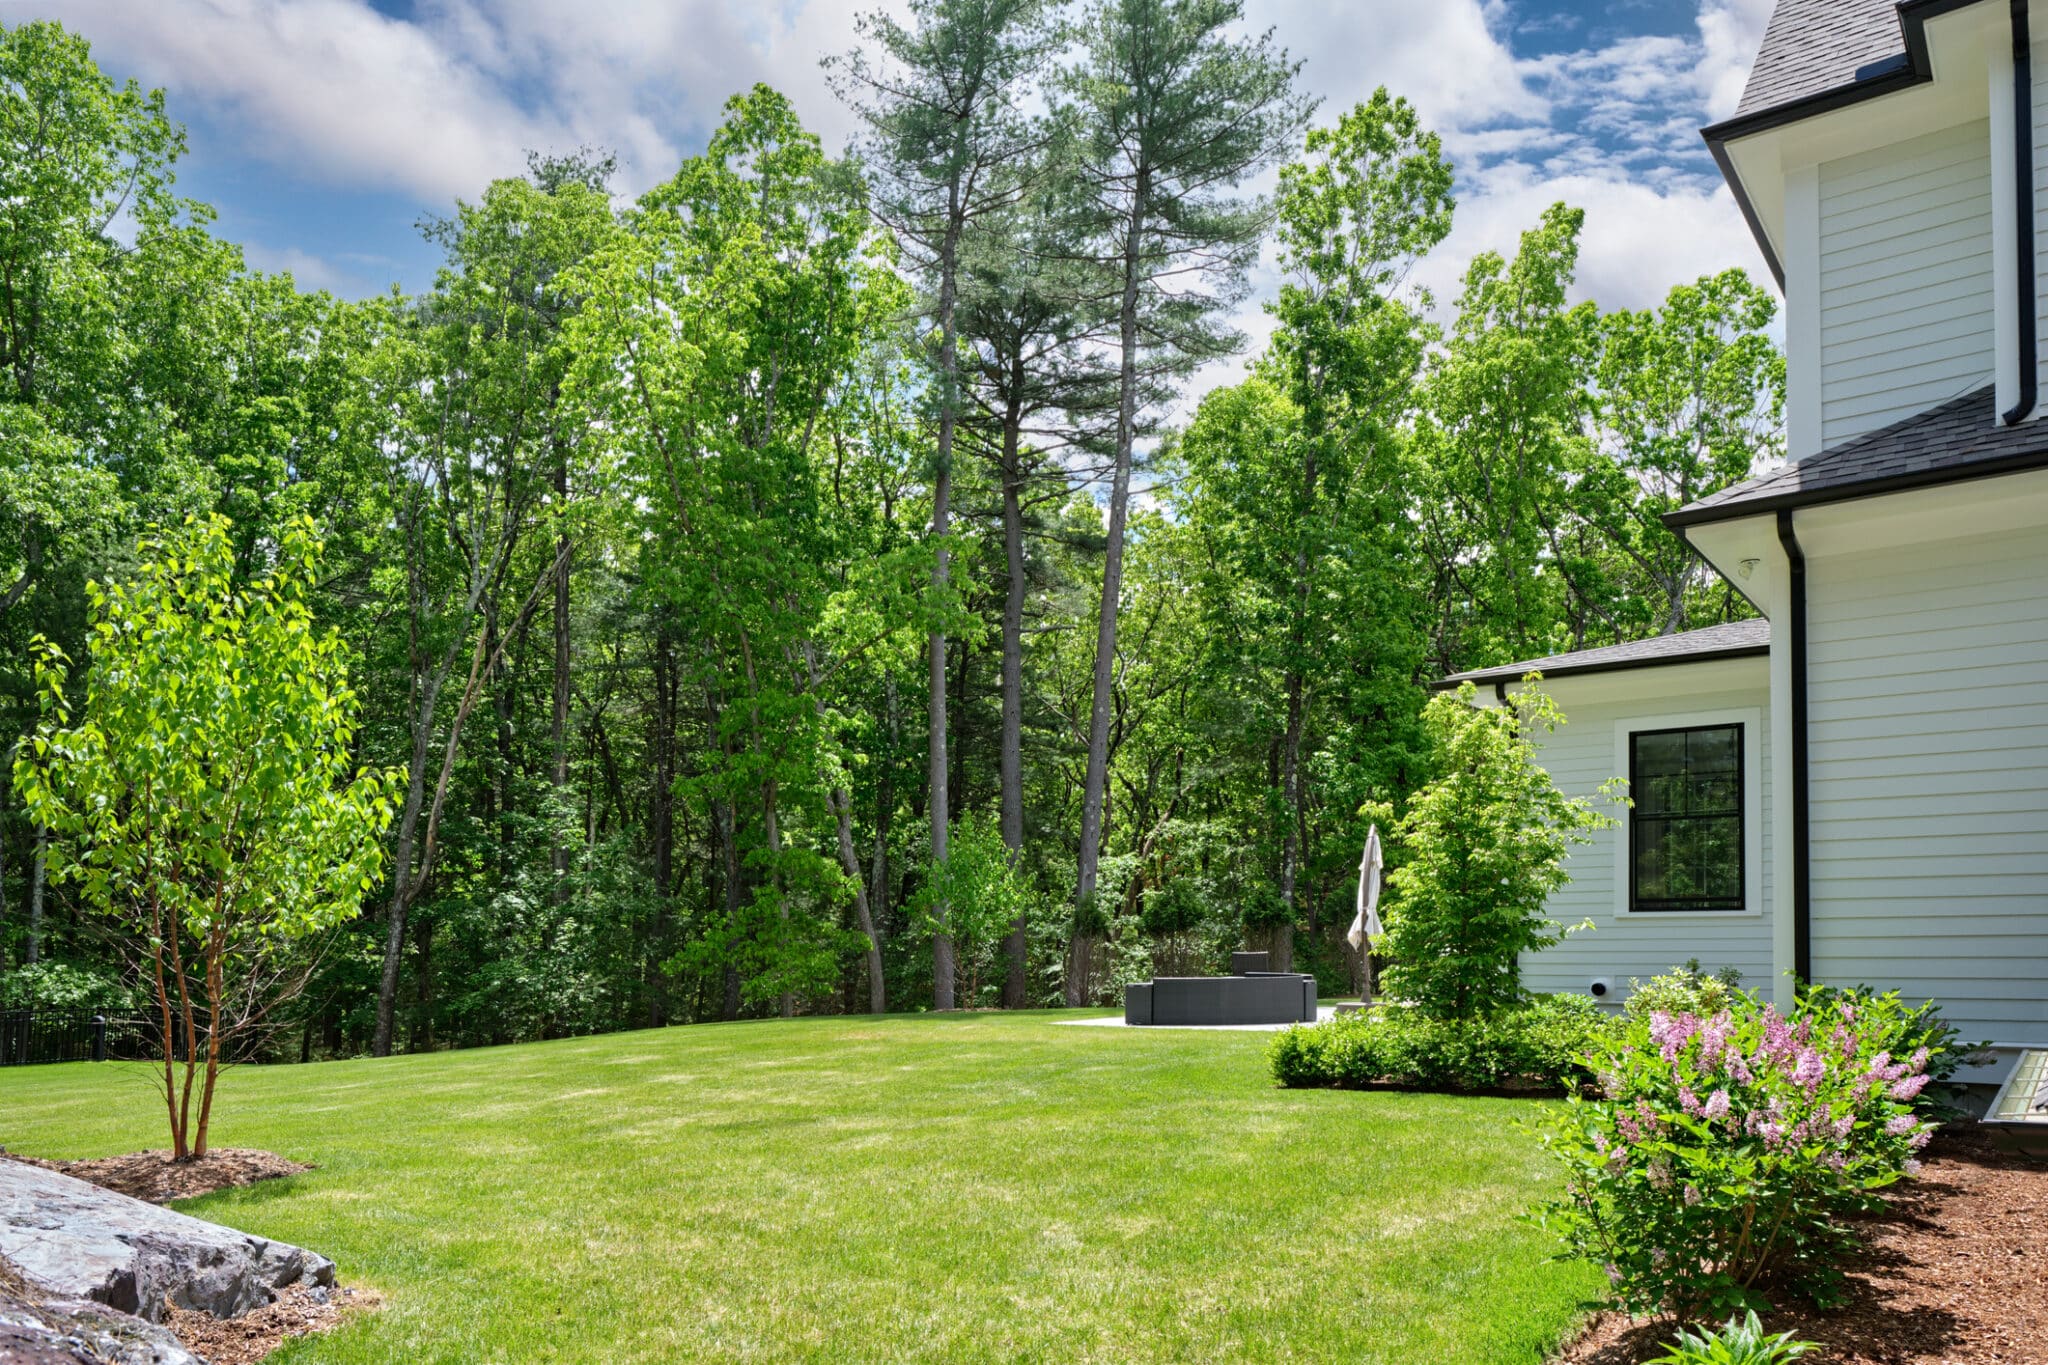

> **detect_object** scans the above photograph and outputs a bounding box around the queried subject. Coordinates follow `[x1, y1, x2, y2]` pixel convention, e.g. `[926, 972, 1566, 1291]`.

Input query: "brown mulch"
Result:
[165, 1283, 383, 1365]
[0, 1147, 311, 1203]
[1556, 1129, 2048, 1364]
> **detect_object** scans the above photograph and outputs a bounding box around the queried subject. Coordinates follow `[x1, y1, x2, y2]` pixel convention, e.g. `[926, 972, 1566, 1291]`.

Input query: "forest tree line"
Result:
[0, 2, 1783, 1057]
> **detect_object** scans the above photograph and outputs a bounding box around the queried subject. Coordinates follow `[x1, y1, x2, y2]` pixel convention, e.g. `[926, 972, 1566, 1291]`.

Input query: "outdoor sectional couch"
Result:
[1123, 952, 1317, 1026]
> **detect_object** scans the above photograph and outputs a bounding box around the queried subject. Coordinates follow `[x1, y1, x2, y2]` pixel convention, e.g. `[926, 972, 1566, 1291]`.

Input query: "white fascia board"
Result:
[1500, 656, 1770, 711]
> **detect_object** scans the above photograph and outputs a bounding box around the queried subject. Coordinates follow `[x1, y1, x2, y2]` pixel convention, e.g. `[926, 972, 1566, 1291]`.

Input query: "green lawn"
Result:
[1, 1011, 1601, 1363]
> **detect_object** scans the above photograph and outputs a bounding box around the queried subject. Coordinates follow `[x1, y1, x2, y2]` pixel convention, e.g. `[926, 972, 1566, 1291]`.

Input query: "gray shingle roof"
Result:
[1669, 387, 2048, 527]
[1435, 619, 1772, 689]
[1734, 0, 1909, 120]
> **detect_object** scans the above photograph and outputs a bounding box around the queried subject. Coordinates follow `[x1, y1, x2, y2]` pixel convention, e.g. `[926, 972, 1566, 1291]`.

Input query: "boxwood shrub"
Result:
[1268, 994, 1612, 1093]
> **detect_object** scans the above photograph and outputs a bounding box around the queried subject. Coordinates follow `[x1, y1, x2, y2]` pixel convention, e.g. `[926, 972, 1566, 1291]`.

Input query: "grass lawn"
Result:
[1, 1011, 1601, 1363]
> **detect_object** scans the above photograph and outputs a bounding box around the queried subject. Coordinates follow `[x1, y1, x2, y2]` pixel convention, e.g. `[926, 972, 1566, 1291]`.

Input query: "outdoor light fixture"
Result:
[1737, 557, 1760, 579]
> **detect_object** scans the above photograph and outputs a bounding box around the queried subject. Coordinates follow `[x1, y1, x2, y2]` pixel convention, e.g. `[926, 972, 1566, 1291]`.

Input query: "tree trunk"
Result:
[998, 404, 1029, 1008]
[1071, 175, 1150, 1006]
[551, 456, 573, 908]
[647, 627, 677, 1027]
[373, 668, 445, 1057]
[25, 825, 45, 966]
[803, 643, 885, 1013]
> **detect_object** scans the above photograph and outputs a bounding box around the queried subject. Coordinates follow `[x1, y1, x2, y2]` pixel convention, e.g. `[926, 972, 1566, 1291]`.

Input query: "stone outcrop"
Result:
[0, 1284, 205, 1365]
[0, 1160, 333, 1325]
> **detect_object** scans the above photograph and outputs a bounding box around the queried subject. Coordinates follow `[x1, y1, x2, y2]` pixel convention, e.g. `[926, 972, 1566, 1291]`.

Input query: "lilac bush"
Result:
[1535, 990, 1939, 1319]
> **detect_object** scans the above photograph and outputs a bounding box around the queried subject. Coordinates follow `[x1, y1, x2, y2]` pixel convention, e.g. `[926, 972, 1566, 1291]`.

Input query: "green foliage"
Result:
[1625, 960, 1750, 1022]
[1375, 682, 1616, 1019]
[0, 959, 135, 1013]
[1140, 878, 1205, 938]
[1268, 994, 1611, 1093]
[1646, 1312, 1815, 1365]
[13, 514, 398, 1153]
[1534, 990, 1940, 1319]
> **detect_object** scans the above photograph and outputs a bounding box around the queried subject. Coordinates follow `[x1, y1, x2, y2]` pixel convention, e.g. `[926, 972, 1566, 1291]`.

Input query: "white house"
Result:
[1440, 0, 2048, 1098]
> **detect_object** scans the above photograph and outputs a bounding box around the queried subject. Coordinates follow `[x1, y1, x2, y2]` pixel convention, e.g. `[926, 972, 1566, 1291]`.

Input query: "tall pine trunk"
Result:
[998, 399, 1029, 1007]
[1071, 177, 1149, 1006]
[928, 184, 966, 1012]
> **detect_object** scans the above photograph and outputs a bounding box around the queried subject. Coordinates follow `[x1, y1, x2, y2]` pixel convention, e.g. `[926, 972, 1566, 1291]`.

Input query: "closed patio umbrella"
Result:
[1346, 825, 1384, 1002]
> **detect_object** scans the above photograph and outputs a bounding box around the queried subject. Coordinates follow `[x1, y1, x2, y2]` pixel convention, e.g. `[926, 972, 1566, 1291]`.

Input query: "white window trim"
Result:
[1612, 708, 1764, 921]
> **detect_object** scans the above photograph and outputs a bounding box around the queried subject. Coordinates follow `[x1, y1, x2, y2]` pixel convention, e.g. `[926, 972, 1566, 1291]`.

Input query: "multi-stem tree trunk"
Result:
[998, 400, 1030, 1007]
[1071, 177, 1150, 1007]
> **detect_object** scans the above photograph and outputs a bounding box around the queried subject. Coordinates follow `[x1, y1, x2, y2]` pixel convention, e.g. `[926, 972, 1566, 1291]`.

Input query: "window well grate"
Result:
[1988, 1050, 2048, 1124]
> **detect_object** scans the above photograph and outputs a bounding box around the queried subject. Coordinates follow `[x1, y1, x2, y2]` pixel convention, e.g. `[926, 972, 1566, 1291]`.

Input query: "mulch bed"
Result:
[0, 1147, 310, 1204]
[1557, 1128, 2048, 1364]
[167, 1283, 382, 1365]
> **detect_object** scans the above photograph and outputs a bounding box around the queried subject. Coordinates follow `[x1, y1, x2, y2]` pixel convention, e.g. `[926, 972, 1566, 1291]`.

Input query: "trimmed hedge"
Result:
[1269, 994, 1611, 1093]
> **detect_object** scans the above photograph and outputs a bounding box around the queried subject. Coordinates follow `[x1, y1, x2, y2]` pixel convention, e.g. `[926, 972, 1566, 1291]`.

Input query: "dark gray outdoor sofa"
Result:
[1123, 952, 1317, 1026]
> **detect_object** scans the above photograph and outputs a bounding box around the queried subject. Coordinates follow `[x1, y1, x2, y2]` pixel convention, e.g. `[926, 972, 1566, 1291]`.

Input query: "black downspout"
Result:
[2006, 0, 2037, 426]
[1775, 510, 1811, 987]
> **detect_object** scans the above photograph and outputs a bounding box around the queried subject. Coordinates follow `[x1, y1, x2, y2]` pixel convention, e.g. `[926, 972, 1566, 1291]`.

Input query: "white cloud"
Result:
[50, 0, 896, 202]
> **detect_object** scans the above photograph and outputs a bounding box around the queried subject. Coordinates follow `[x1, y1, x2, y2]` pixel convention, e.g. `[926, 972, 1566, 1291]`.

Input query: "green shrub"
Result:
[1268, 994, 1612, 1092]
[1624, 960, 1748, 1022]
[0, 960, 137, 1013]
[1375, 683, 1615, 1019]
[1534, 989, 1939, 1318]
[1646, 1311, 1815, 1364]
[1141, 879, 1206, 938]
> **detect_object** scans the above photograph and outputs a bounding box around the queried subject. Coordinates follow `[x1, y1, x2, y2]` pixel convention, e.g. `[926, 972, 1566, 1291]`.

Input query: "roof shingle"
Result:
[1734, 0, 1908, 119]
[1669, 387, 2048, 527]
[1435, 619, 1772, 689]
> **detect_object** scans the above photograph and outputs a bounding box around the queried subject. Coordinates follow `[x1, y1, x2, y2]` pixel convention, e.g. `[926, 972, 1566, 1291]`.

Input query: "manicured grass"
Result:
[1, 1012, 1601, 1363]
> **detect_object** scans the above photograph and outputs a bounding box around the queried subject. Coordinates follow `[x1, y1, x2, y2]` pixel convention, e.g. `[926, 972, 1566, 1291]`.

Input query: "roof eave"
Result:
[1664, 444, 2048, 530]
[1431, 644, 1773, 693]
[1701, 0, 1996, 291]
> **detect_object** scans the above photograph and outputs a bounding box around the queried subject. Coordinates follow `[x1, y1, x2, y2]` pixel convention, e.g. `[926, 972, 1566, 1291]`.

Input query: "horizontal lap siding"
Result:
[1819, 121, 1994, 450]
[1808, 528, 2048, 1046]
[1518, 680, 1773, 1002]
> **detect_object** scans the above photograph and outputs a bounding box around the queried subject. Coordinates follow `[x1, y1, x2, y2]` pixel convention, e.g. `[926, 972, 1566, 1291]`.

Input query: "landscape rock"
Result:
[0, 1284, 204, 1365]
[0, 1161, 333, 1325]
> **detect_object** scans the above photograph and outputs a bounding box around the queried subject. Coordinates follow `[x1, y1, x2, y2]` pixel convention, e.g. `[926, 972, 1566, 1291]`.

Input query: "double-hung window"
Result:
[1629, 724, 1745, 912]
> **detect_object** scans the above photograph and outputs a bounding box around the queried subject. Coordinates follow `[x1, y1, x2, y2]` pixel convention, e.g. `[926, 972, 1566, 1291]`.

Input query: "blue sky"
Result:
[25, 0, 1777, 391]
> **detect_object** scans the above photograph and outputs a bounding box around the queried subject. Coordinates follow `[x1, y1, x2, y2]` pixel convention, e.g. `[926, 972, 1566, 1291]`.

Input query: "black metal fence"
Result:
[0, 1011, 163, 1067]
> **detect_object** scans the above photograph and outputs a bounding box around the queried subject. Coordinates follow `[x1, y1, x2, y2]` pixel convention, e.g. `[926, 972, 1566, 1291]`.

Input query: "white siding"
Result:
[1807, 527, 2048, 1045]
[1819, 120, 1994, 448]
[1519, 675, 1774, 1003]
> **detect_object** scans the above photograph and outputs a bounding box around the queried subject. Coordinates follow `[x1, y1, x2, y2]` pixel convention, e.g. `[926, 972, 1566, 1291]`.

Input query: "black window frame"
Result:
[1628, 722, 1746, 913]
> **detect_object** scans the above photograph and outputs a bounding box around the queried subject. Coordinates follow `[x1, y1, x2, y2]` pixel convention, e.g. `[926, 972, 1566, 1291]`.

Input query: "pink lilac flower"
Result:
[1910, 1127, 1933, 1150]
[1904, 1159, 1923, 1177]
[1832, 1114, 1854, 1140]
[1889, 1074, 1929, 1102]
[1605, 1263, 1623, 1285]
[1683, 1185, 1701, 1207]
[1908, 1047, 1930, 1072]
[1885, 1114, 1918, 1137]
[1678, 1087, 1702, 1116]
[1794, 1047, 1826, 1089]
[1616, 1109, 1644, 1143]
[1702, 1089, 1731, 1121]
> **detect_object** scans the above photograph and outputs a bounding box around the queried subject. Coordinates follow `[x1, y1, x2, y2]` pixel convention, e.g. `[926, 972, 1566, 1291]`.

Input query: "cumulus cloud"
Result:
[51, 0, 894, 201]
[45, 0, 1781, 392]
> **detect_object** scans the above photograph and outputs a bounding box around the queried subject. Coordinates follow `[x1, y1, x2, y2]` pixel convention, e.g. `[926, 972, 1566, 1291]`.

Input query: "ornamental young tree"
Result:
[1376, 680, 1614, 1019]
[14, 515, 397, 1159]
